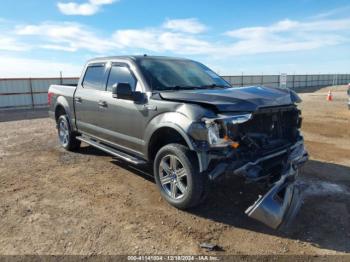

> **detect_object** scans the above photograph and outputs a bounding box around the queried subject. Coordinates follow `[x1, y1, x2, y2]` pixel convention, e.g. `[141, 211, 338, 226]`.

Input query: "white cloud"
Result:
[14, 20, 211, 55]
[1, 14, 350, 77]
[0, 36, 30, 51]
[16, 22, 116, 53]
[90, 0, 115, 4]
[57, 2, 98, 16]
[112, 17, 350, 57]
[225, 19, 350, 39]
[57, 0, 117, 16]
[39, 44, 77, 52]
[158, 32, 211, 54]
[6, 17, 350, 58]
[223, 18, 350, 55]
[0, 56, 81, 78]
[113, 29, 160, 51]
[0, 19, 31, 51]
[112, 29, 211, 54]
[311, 5, 350, 19]
[163, 18, 208, 34]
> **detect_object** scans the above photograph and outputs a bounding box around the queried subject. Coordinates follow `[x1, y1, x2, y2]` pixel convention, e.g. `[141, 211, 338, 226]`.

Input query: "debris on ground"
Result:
[199, 243, 221, 251]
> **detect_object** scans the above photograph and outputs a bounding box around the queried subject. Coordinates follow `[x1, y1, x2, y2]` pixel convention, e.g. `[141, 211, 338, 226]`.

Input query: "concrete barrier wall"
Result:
[0, 74, 349, 109]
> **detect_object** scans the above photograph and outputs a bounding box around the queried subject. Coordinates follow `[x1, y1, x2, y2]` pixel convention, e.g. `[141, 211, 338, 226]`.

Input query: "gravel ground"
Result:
[0, 86, 349, 255]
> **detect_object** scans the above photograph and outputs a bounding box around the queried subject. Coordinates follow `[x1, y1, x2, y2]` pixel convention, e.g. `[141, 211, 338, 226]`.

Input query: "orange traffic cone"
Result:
[327, 90, 333, 101]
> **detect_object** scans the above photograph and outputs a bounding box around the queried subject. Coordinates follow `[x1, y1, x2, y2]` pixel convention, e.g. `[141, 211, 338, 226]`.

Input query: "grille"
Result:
[229, 107, 300, 151]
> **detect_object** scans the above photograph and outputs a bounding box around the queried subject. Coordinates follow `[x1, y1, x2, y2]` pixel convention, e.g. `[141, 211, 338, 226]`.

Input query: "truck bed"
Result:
[49, 84, 76, 97]
[48, 84, 77, 120]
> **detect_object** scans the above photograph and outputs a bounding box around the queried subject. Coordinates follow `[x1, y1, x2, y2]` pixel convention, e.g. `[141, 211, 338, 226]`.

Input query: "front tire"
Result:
[57, 115, 80, 151]
[153, 143, 205, 209]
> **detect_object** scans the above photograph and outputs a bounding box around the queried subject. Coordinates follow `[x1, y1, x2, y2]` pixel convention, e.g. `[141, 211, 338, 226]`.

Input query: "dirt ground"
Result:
[0, 86, 349, 255]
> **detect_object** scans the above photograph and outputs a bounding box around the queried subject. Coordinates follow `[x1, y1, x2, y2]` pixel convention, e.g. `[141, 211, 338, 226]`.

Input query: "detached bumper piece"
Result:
[245, 171, 298, 229]
[244, 142, 308, 229]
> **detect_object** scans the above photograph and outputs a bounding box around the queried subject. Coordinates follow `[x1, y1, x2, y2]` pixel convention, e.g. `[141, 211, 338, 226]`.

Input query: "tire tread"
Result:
[57, 115, 81, 151]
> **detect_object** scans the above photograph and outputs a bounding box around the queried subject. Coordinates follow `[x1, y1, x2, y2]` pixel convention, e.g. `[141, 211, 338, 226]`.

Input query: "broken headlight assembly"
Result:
[189, 113, 252, 149]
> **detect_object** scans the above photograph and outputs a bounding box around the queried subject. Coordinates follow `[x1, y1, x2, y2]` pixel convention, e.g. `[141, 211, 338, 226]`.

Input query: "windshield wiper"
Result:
[159, 84, 230, 91]
[162, 85, 202, 91]
[200, 84, 230, 89]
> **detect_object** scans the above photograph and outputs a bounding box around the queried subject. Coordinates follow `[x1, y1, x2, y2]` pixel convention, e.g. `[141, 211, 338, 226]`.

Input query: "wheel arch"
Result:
[55, 104, 66, 122]
[143, 111, 209, 171]
[54, 96, 76, 131]
[145, 122, 208, 173]
[147, 125, 194, 161]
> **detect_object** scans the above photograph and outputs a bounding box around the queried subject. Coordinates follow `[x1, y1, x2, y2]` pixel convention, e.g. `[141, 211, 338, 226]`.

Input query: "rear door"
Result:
[74, 63, 108, 137]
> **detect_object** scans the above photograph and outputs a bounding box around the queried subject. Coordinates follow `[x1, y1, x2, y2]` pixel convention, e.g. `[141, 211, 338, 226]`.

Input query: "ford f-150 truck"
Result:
[48, 56, 308, 229]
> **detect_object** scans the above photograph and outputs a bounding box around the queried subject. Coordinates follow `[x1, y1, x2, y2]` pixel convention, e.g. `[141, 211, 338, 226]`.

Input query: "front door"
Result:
[94, 63, 146, 155]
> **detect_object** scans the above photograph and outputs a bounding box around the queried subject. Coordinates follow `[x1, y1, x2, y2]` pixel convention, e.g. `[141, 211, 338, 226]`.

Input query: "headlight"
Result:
[228, 114, 252, 124]
[189, 113, 252, 148]
[205, 121, 230, 146]
[207, 123, 221, 144]
[203, 113, 252, 146]
[203, 113, 252, 125]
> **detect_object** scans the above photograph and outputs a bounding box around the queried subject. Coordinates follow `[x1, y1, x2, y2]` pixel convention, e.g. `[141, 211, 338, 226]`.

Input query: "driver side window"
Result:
[107, 65, 137, 92]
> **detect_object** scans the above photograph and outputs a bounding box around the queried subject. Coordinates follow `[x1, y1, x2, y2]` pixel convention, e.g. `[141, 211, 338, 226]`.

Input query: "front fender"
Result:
[144, 111, 195, 153]
[144, 111, 213, 172]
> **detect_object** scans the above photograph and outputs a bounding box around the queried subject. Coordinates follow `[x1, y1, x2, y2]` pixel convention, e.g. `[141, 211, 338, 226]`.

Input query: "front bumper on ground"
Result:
[244, 141, 308, 229]
[208, 140, 308, 229]
[245, 167, 301, 229]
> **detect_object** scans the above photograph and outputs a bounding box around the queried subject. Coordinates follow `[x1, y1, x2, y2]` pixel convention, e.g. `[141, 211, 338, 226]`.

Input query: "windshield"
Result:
[137, 58, 231, 91]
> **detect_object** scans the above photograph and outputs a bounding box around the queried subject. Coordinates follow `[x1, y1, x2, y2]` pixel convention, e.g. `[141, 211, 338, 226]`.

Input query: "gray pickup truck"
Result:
[49, 56, 308, 229]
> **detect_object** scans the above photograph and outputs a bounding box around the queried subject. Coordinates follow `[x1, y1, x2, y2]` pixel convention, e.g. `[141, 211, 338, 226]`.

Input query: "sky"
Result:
[0, 0, 350, 77]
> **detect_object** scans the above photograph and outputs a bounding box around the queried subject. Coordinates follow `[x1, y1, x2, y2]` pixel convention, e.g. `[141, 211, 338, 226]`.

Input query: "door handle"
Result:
[98, 101, 108, 108]
[75, 97, 82, 103]
[143, 104, 157, 111]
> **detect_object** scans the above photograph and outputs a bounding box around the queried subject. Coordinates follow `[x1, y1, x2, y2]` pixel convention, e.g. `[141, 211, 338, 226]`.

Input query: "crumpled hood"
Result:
[159, 86, 299, 112]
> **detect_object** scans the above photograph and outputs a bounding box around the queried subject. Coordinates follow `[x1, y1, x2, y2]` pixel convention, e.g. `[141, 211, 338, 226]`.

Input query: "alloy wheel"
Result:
[159, 154, 188, 200]
[58, 119, 69, 147]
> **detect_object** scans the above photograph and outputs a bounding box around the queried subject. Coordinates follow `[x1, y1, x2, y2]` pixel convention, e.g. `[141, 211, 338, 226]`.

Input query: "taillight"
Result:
[48, 92, 54, 105]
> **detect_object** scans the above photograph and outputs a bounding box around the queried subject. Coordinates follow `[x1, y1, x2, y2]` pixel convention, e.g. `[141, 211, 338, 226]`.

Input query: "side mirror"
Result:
[112, 83, 133, 100]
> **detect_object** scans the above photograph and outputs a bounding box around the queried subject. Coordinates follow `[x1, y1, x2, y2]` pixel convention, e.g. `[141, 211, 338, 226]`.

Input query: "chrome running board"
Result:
[76, 136, 147, 165]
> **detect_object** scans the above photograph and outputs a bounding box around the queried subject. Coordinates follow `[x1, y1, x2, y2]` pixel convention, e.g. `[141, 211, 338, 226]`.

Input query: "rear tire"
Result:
[153, 143, 205, 209]
[57, 115, 81, 151]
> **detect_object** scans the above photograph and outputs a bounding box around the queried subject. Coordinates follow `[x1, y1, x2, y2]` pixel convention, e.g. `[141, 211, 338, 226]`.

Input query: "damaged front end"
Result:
[189, 105, 308, 229]
[240, 141, 308, 229]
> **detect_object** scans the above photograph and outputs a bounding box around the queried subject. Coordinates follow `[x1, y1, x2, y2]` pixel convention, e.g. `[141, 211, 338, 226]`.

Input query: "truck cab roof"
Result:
[87, 55, 192, 63]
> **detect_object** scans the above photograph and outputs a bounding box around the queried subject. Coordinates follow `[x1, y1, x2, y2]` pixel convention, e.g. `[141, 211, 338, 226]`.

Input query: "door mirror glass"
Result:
[112, 83, 133, 100]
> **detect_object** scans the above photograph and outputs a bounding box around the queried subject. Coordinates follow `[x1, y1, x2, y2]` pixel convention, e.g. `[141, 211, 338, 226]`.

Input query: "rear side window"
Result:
[83, 66, 106, 91]
[107, 66, 136, 91]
